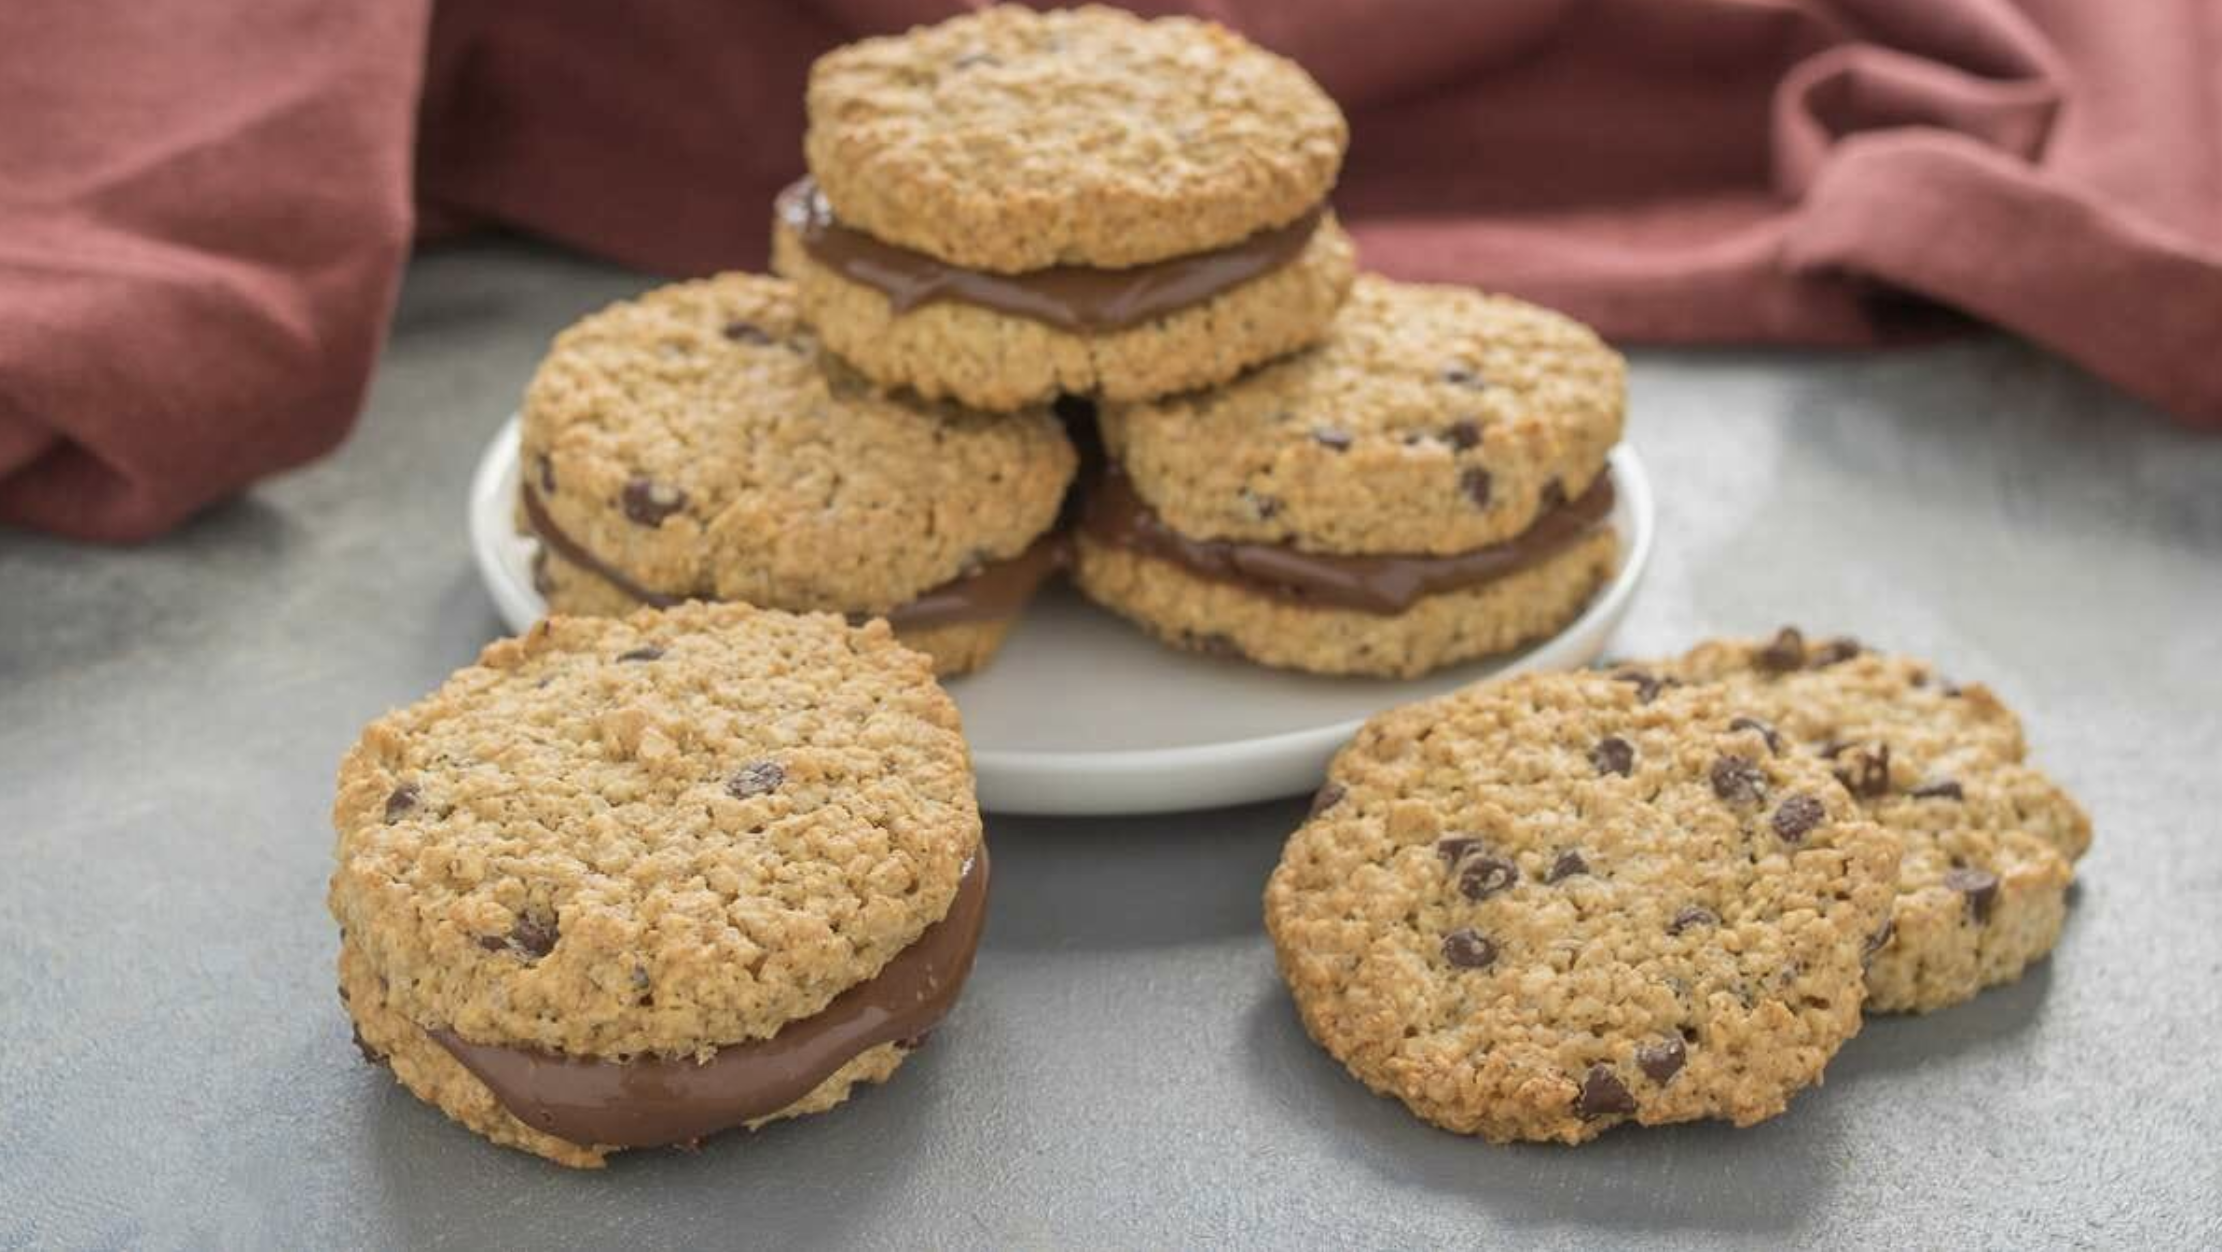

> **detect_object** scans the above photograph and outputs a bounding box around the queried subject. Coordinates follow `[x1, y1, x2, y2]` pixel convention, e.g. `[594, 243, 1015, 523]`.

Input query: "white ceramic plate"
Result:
[470, 417, 1654, 815]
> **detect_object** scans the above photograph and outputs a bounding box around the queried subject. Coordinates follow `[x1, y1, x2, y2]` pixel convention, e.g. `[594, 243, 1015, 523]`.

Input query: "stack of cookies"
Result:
[1265, 629, 2090, 1142]
[337, 5, 1647, 1168]
[520, 3, 1629, 681]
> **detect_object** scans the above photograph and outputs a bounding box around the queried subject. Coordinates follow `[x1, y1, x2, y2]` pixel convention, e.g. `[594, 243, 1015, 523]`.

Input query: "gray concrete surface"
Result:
[3, 240, 2218, 1250]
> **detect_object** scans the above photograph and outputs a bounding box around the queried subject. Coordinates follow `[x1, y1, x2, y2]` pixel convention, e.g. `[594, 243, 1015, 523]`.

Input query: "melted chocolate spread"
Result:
[432, 849, 990, 1149]
[1081, 465, 1615, 616]
[777, 178, 1324, 332]
[522, 484, 1066, 628]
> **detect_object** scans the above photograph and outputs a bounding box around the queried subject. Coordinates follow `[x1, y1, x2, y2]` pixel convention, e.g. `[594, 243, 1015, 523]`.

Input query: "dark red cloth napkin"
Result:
[5, 1, 2216, 542]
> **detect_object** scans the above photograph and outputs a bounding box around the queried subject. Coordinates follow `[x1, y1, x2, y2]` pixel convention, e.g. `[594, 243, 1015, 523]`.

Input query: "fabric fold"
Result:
[3, 0, 2215, 542]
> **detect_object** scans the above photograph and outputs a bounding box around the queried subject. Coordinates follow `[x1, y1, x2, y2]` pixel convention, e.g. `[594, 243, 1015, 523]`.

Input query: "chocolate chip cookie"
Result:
[1656, 630, 2090, 1013]
[329, 604, 989, 1167]
[519, 272, 1075, 676]
[1264, 671, 1899, 1143]
[1073, 277, 1626, 677]
[780, 5, 1353, 409]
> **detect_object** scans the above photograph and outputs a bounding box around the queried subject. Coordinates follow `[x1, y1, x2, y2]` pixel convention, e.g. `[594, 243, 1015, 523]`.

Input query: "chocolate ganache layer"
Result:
[1081, 464, 1616, 616]
[522, 484, 1066, 628]
[777, 178, 1325, 333]
[432, 848, 990, 1149]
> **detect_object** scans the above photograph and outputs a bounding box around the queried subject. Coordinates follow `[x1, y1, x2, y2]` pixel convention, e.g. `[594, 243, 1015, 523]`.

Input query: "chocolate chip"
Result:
[1441, 363, 1488, 388]
[1240, 488, 1281, 521]
[383, 784, 418, 823]
[510, 915, 558, 961]
[1589, 735, 1634, 777]
[1729, 715, 1783, 755]
[621, 477, 687, 527]
[1710, 755, 1766, 804]
[1810, 637, 1862, 667]
[1669, 905, 1718, 935]
[1863, 917, 1896, 963]
[1613, 669, 1670, 703]
[721, 319, 773, 344]
[1308, 782, 1345, 818]
[1943, 867, 2000, 924]
[1636, 1037, 1686, 1084]
[727, 760, 784, 799]
[476, 934, 506, 953]
[537, 454, 556, 495]
[1834, 744, 1891, 798]
[1311, 426, 1353, 451]
[1444, 420, 1482, 450]
[1547, 850, 1590, 883]
[1459, 854, 1519, 901]
[1435, 835, 1484, 866]
[1441, 928, 1498, 969]
[351, 1025, 386, 1067]
[1461, 467, 1493, 509]
[616, 646, 664, 663]
[1910, 779, 1964, 800]
[1539, 480, 1568, 510]
[1756, 627, 1806, 672]
[1771, 793, 1826, 842]
[1193, 632, 1242, 659]
[1577, 1065, 1636, 1117]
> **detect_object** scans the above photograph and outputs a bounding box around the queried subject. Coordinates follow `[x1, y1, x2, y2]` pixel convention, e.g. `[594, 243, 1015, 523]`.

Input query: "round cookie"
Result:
[1074, 525, 1617, 679]
[788, 5, 1353, 410]
[771, 196, 1356, 412]
[804, 5, 1346, 272]
[519, 272, 1075, 676]
[1654, 630, 2090, 1014]
[1073, 277, 1626, 678]
[529, 544, 1020, 679]
[1265, 671, 1899, 1143]
[329, 603, 988, 1167]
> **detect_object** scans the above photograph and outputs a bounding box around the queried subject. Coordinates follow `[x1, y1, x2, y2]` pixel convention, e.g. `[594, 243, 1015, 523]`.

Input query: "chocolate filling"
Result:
[432, 848, 990, 1150]
[1080, 464, 1616, 615]
[522, 484, 1066, 629]
[777, 178, 1325, 333]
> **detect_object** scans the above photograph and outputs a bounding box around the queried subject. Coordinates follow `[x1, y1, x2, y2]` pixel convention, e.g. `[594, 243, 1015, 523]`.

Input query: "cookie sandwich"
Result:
[776, 5, 1355, 411]
[1075, 276, 1626, 678]
[519, 273, 1075, 676]
[1265, 670, 1898, 1143]
[1654, 630, 2091, 1013]
[330, 604, 989, 1167]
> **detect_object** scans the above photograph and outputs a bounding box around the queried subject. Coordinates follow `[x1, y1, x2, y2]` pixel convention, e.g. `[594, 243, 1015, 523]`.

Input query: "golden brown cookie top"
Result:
[520, 273, 1074, 615]
[328, 604, 981, 1061]
[1099, 277, 1625, 556]
[1657, 630, 2090, 862]
[1653, 630, 2090, 1012]
[805, 5, 1346, 271]
[1265, 670, 1898, 1143]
